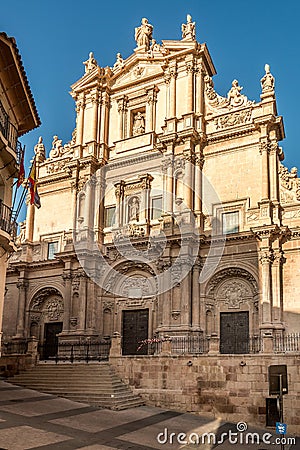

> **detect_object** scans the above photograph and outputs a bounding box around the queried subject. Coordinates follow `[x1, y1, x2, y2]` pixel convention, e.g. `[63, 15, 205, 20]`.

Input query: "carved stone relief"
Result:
[279, 163, 300, 203]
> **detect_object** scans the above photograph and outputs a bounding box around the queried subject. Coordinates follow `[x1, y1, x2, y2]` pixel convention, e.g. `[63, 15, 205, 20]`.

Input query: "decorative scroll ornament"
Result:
[49, 135, 73, 159]
[204, 76, 254, 112]
[279, 163, 300, 203]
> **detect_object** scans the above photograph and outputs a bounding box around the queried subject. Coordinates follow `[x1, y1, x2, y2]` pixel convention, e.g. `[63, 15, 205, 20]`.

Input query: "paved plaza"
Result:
[0, 381, 298, 449]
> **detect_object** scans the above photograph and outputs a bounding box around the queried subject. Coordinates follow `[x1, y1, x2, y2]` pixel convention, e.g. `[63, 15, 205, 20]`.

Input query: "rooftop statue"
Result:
[34, 136, 46, 162]
[227, 79, 249, 108]
[135, 18, 153, 51]
[181, 14, 196, 41]
[83, 52, 98, 74]
[261, 64, 275, 93]
[113, 53, 125, 70]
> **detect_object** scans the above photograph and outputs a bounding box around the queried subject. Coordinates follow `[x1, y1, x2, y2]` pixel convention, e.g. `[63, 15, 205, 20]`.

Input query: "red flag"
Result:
[28, 159, 41, 208]
[17, 147, 25, 188]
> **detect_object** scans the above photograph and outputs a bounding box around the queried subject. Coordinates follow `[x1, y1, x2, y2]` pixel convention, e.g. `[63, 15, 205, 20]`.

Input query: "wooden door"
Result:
[43, 322, 63, 360]
[220, 312, 249, 354]
[122, 309, 149, 355]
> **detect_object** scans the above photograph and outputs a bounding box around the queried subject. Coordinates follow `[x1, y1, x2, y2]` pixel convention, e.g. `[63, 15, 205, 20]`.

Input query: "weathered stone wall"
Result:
[110, 354, 300, 433]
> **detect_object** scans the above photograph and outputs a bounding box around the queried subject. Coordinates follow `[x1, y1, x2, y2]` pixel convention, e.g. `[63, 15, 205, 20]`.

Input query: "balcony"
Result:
[0, 200, 17, 249]
[0, 100, 21, 162]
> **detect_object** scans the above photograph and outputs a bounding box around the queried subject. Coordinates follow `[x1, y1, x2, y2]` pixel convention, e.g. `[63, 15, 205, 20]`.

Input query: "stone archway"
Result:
[205, 268, 259, 353]
[28, 287, 64, 359]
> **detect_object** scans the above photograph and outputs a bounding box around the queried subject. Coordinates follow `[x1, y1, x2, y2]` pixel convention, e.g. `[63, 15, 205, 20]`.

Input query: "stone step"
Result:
[8, 363, 144, 410]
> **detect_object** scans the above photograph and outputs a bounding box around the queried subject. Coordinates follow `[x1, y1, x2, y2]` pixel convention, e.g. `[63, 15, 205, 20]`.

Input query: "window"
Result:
[222, 211, 239, 234]
[104, 206, 116, 228]
[151, 196, 163, 220]
[47, 241, 59, 260]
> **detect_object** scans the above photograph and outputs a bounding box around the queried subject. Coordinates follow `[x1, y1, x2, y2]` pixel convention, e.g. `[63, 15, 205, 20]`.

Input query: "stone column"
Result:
[271, 250, 284, 326]
[16, 278, 28, 337]
[194, 153, 204, 229]
[180, 261, 192, 327]
[185, 56, 194, 112]
[102, 92, 110, 145]
[169, 65, 177, 118]
[75, 94, 85, 146]
[259, 250, 273, 328]
[260, 140, 270, 201]
[117, 96, 128, 140]
[71, 182, 78, 232]
[62, 268, 72, 333]
[78, 271, 87, 331]
[183, 155, 193, 210]
[192, 260, 201, 330]
[91, 89, 99, 142]
[195, 63, 205, 130]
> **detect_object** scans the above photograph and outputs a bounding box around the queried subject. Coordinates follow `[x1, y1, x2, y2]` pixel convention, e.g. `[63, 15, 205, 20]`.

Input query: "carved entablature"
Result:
[279, 163, 300, 204]
[214, 109, 252, 130]
[204, 75, 254, 116]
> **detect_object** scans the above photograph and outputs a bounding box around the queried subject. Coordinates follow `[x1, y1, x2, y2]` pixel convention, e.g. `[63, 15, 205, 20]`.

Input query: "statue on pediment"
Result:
[261, 64, 275, 93]
[83, 52, 98, 74]
[135, 18, 153, 51]
[113, 53, 125, 70]
[227, 80, 249, 108]
[181, 14, 195, 41]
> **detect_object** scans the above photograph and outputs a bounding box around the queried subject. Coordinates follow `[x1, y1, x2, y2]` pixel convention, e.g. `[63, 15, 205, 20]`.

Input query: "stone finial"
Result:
[181, 14, 196, 41]
[135, 18, 153, 51]
[260, 63, 275, 95]
[113, 53, 125, 70]
[83, 52, 98, 74]
[34, 136, 46, 163]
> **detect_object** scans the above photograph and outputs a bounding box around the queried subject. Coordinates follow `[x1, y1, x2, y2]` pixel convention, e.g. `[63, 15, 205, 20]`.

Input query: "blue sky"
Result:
[2, 0, 300, 218]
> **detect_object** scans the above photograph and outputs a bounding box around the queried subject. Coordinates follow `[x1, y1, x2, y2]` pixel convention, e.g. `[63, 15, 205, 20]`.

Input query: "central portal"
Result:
[122, 309, 149, 355]
[43, 322, 63, 360]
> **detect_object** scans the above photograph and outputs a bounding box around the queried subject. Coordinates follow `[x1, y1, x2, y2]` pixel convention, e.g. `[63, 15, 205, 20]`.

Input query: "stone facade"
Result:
[0, 33, 40, 352]
[3, 15, 300, 423]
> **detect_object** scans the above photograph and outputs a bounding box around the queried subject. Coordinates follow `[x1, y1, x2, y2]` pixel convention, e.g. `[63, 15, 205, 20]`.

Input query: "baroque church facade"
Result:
[3, 16, 300, 358]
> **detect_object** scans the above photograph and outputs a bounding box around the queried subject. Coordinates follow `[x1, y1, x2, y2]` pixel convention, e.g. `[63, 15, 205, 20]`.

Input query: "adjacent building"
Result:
[0, 32, 40, 351]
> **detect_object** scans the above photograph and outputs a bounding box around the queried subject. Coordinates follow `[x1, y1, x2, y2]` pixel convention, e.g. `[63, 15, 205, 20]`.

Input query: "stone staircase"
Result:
[8, 362, 144, 410]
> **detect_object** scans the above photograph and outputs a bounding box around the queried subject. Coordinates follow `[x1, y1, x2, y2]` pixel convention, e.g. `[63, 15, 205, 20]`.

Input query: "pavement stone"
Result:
[0, 381, 298, 450]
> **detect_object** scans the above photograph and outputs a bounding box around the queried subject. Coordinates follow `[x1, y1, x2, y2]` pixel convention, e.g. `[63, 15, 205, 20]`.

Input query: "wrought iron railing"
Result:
[2, 340, 28, 355]
[0, 200, 16, 237]
[0, 99, 20, 161]
[39, 339, 111, 363]
[273, 333, 300, 353]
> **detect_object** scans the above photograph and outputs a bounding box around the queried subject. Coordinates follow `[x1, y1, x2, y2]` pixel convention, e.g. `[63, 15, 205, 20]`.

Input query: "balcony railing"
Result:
[274, 333, 300, 353]
[0, 100, 21, 162]
[0, 200, 17, 237]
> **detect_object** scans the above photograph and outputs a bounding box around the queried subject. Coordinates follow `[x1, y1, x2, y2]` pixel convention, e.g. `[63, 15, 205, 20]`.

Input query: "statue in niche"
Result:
[83, 52, 98, 74]
[135, 18, 153, 51]
[128, 197, 140, 222]
[181, 14, 195, 40]
[113, 53, 125, 70]
[261, 64, 275, 93]
[132, 112, 145, 136]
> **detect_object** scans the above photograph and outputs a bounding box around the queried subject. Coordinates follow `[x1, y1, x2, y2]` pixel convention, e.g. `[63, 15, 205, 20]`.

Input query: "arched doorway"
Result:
[29, 288, 64, 359]
[206, 268, 259, 354]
